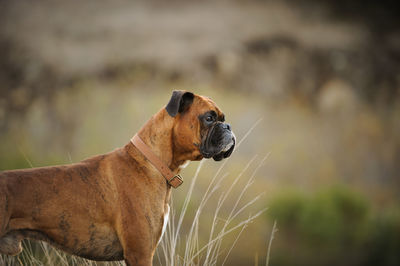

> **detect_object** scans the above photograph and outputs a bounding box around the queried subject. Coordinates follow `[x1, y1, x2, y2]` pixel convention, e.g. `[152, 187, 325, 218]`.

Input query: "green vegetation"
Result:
[268, 186, 400, 266]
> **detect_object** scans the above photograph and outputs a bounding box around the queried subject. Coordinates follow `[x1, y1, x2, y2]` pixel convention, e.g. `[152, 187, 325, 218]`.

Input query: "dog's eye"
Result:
[205, 116, 214, 123]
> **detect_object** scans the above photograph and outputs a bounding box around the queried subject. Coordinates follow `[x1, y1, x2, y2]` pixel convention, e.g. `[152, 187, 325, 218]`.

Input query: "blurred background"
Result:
[1, 0, 399, 265]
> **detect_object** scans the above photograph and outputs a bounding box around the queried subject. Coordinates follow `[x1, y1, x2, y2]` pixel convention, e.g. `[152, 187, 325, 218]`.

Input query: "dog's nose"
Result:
[223, 123, 231, 131]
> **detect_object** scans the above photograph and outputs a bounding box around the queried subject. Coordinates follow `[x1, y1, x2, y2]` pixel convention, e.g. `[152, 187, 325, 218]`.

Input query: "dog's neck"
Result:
[135, 109, 182, 172]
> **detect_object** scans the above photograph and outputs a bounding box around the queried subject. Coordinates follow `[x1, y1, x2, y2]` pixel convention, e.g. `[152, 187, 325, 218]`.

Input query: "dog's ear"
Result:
[165, 90, 194, 117]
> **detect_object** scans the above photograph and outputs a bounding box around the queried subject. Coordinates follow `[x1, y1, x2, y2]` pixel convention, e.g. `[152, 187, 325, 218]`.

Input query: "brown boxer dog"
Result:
[0, 91, 235, 265]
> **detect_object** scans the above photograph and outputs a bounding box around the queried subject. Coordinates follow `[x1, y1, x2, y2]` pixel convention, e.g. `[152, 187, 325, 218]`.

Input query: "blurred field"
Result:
[1, 0, 400, 265]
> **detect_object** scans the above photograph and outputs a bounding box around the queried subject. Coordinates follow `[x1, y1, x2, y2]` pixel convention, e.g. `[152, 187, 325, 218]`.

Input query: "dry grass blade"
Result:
[266, 220, 278, 266]
[205, 155, 269, 265]
[220, 223, 247, 266]
[203, 155, 258, 265]
[236, 118, 263, 148]
[190, 208, 267, 261]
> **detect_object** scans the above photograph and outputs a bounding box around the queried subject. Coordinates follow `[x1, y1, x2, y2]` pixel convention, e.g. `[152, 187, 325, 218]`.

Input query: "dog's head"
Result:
[166, 90, 236, 161]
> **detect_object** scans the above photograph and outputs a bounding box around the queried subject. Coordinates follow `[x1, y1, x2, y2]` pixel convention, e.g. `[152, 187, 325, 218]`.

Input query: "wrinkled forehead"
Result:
[193, 95, 224, 118]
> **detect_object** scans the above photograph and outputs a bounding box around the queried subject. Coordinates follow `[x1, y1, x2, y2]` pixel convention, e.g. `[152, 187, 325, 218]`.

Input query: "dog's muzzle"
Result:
[200, 122, 236, 161]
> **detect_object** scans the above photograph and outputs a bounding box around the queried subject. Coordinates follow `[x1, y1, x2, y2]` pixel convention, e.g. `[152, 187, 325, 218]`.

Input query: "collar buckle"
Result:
[168, 174, 183, 188]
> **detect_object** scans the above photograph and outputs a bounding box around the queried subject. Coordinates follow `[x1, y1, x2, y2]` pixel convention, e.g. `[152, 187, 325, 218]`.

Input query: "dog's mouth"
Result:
[200, 123, 236, 161]
[211, 137, 235, 161]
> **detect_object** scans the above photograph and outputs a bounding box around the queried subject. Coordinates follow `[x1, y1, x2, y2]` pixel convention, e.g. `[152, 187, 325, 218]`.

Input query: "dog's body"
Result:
[0, 91, 235, 265]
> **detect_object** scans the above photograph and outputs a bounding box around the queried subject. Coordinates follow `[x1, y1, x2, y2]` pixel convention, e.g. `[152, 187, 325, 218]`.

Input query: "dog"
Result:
[0, 90, 235, 265]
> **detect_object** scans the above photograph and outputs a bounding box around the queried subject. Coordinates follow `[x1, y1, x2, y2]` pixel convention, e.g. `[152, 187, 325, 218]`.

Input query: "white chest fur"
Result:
[158, 204, 170, 244]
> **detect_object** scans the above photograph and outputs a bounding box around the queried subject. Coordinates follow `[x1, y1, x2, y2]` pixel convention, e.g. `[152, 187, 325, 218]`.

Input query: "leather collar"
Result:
[130, 134, 183, 188]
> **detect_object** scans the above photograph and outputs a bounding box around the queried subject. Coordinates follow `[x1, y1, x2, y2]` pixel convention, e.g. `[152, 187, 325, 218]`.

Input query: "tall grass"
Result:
[157, 154, 267, 266]
[1, 120, 270, 265]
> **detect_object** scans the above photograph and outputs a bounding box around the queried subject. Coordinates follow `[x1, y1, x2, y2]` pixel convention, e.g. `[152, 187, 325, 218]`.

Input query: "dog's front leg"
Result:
[120, 232, 154, 266]
[116, 213, 156, 266]
[123, 251, 153, 266]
